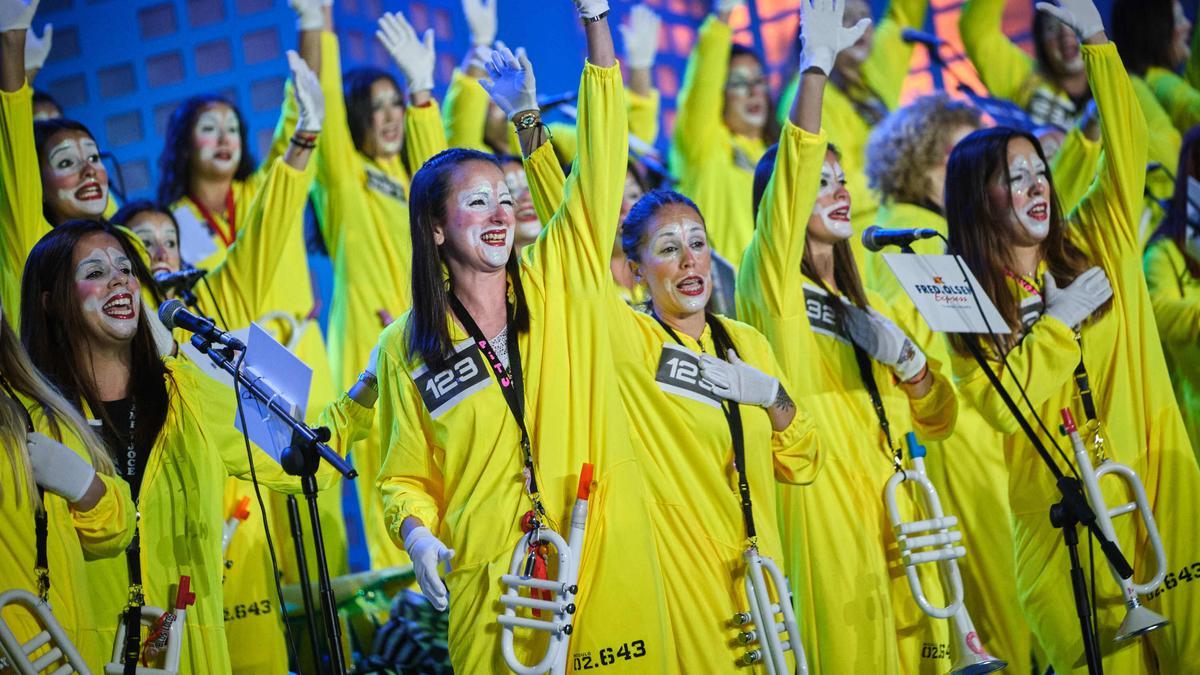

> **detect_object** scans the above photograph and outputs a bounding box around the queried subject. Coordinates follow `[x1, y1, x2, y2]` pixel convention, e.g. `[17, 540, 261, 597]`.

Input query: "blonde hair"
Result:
[866, 94, 981, 205]
[1, 302, 114, 510]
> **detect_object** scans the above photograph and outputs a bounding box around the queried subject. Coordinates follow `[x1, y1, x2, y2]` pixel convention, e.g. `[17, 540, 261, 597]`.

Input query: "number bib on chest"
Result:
[413, 340, 491, 418]
[804, 284, 850, 344]
[655, 342, 723, 409]
[365, 166, 407, 203]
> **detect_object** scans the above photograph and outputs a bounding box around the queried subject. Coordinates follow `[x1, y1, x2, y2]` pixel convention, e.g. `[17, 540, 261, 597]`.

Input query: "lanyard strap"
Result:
[850, 343, 901, 469]
[1005, 269, 1042, 297]
[1, 376, 49, 602]
[446, 292, 547, 524]
[1072, 334, 1100, 426]
[653, 313, 758, 546]
[123, 533, 144, 675]
[188, 190, 237, 248]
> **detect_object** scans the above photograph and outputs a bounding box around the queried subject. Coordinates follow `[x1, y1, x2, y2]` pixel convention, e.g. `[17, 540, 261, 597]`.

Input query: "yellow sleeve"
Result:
[376, 330, 445, 541]
[74, 473, 137, 559]
[404, 100, 448, 172]
[949, 316, 1079, 435]
[1129, 75, 1181, 182]
[548, 122, 579, 166]
[760, 341, 820, 485]
[318, 392, 374, 452]
[1145, 240, 1200, 346]
[314, 31, 358, 249]
[521, 62, 627, 294]
[1147, 67, 1200, 133]
[907, 363, 958, 441]
[672, 16, 733, 166]
[1072, 44, 1151, 260]
[0, 84, 51, 325]
[524, 140, 568, 226]
[1188, 20, 1200, 90]
[959, 0, 1038, 104]
[861, 0, 928, 108]
[1049, 125, 1101, 214]
[441, 68, 492, 152]
[627, 86, 660, 145]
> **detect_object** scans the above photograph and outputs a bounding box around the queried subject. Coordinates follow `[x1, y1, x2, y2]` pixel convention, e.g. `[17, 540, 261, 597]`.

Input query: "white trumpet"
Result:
[105, 577, 195, 675]
[0, 589, 90, 674]
[886, 432, 1006, 674]
[498, 464, 593, 675]
[1060, 409, 1170, 641]
[732, 548, 808, 675]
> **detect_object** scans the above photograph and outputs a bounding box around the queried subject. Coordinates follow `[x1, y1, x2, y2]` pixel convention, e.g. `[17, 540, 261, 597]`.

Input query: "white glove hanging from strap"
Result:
[27, 432, 96, 504]
[843, 304, 927, 383]
[462, 0, 497, 47]
[1035, 0, 1105, 41]
[479, 42, 538, 120]
[24, 23, 50, 70]
[0, 0, 39, 33]
[1043, 267, 1112, 330]
[799, 0, 872, 77]
[376, 11, 436, 94]
[699, 350, 781, 408]
[404, 526, 455, 611]
[620, 5, 661, 70]
[287, 50, 325, 134]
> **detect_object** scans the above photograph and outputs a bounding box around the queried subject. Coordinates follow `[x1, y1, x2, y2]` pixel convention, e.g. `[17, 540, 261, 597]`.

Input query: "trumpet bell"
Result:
[951, 649, 1007, 675]
[1115, 604, 1169, 642]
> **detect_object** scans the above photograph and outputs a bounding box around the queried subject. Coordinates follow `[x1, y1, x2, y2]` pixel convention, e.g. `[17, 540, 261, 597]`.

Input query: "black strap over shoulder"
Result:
[123, 533, 144, 675]
[0, 376, 50, 602]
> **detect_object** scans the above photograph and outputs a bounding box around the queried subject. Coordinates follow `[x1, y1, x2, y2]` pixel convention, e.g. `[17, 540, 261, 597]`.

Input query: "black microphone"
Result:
[861, 226, 941, 252]
[159, 298, 245, 350]
[154, 267, 207, 293]
[536, 91, 578, 111]
[901, 27, 946, 48]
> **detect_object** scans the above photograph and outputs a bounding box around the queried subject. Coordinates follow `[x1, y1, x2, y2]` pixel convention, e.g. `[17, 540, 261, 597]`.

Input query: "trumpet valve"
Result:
[740, 649, 764, 665]
[731, 612, 752, 626]
[737, 630, 758, 645]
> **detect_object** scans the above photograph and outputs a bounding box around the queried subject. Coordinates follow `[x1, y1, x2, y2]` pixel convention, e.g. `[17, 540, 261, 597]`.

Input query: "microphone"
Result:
[154, 267, 207, 293]
[159, 298, 245, 350]
[861, 226, 941, 252]
[536, 91, 577, 111]
[901, 27, 946, 48]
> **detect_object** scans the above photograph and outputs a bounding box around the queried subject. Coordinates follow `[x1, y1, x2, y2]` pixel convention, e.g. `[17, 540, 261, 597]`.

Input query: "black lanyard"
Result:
[97, 400, 143, 675]
[0, 376, 49, 602]
[1072, 333, 1100, 427]
[446, 292, 547, 525]
[653, 313, 759, 546]
[851, 343, 901, 469]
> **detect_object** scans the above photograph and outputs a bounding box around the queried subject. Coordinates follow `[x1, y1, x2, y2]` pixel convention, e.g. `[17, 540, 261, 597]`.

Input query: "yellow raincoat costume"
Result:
[376, 61, 672, 673]
[1144, 237, 1200, 463]
[948, 43, 1200, 674]
[738, 122, 958, 674]
[1, 393, 135, 670]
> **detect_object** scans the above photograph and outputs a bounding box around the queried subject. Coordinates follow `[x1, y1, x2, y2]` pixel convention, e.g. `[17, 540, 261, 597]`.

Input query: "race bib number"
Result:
[804, 284, 850, 344]
[365, 166, 407, 203]
[654, 343, 723, 409]
[412, 340, 492, 418]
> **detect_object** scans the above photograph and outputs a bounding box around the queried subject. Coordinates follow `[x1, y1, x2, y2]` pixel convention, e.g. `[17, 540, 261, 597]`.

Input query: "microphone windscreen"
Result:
[158, 298, 185, 330]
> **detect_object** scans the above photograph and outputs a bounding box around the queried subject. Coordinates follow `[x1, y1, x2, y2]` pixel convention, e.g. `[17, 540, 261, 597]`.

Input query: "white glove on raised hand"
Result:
[479, 42, 538, 120]
[24, 23, 50, 70]
[620, 5, 661, 70]
[574, 0, 610, 21]
[462, 0, 496, 47]
[26, 432, 96, 503]
[716, 0, 744, 14]
[1035, 0, 1104, 41]
[404, 526, 454, 612]
[287, 50, 324, 133]
[288, 0, 323, 31]
[0, 0, 38, 33]
[376, 11, 436, 94]
[843, 304, 927, 382]
[699, 350, 781, 407]
[1043, 267, 1112, 329]
[800, 0, 872, 77]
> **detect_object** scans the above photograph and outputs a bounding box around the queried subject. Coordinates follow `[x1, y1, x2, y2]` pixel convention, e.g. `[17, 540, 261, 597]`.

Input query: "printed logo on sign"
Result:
[654, 343, 723, 408]
[365, 167, 407, 203]
[912, 275, 974, 307]
[412, 339, 492, 418]
[803, 284, 850, 344]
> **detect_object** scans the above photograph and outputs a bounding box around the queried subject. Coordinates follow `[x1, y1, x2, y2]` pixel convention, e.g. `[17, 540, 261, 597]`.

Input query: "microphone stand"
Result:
[190, 335, 356, 675]
[897, 243, 1132, 674]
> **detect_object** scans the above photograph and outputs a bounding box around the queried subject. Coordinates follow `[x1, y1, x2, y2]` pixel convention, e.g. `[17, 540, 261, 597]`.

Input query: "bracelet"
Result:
[581, 10, 609, 25]
[902, 364, 930, 387]
[290, 132, 318, 149]
[513, 111, 542, 131]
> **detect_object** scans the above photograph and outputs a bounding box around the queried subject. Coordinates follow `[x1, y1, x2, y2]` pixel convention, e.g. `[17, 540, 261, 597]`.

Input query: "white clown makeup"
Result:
[1007, 152, 1050, 239]
[192, 105, 242, 176]
[72, 234, 141, 346]
[449, 179, 516, 268]
[503, 165, 541, 247]
[129, 211, 182, 277]
[42, 134, 108, 219]
[726, 61, 768, 131]
[369, 79, 405, 158]
[816, 161, 853, 239]
[639, 214, 713, 317]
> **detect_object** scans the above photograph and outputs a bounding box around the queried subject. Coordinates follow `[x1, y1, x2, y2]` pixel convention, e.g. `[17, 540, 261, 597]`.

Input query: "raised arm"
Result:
[960, 0, 1038, 103]
[376, 10, 446, 167]
[861, 0, 930, 108]
[1145, 240, 1200, 346]
[671, 5, 736, 165]
[442, 0, 496, 151]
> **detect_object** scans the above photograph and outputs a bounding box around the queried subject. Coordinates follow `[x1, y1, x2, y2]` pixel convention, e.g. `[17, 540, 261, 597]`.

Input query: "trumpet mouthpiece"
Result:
[1060, 408, 1077, 432]
[577, 463, 594, 500]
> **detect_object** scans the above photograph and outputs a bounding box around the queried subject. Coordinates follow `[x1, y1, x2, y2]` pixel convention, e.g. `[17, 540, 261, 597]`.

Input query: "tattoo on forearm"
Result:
[772, 385, 795, 413]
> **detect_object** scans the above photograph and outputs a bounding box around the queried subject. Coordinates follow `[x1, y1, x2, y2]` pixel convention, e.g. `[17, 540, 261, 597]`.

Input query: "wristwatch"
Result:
[514, 111, 541, 131]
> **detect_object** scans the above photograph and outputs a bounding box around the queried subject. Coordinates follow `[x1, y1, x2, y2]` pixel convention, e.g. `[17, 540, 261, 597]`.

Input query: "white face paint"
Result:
[192, 107, 242, 175]
[641, 216, 712, 316]
[503, 167, 541, 245]
[45, 136, 108, 217]
[727, 62, 768, 130]
[74, 243, 140, 343]
[816, 161, 853, 239]
[1008, 153, 1050, 238]
[454, 180, 515, 268]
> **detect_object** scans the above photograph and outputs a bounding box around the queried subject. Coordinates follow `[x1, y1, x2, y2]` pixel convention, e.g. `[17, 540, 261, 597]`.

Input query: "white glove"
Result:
[479, 42, 538, 120]
[26, 432, 96, 503]
[843, 305, 927, 382]
[376, 11, 436, 94]
[288, 0, 323, 31]
[404, 526, 454, 612]
[716, 0, 744, 14]
[1043, 267, 1112, 329]
[574, 0, 609, 21]
[462, 0, 496, 47]
[0, 0, 38, 32]
[462, 44, 490, 74]
[800, 0, 872, 77]
[287, 50, 324, 133]
[699, 350, 781, 408]
[24, 23, 50, 70]
[620, 5, 661, 70]
[1035, 0, 1104, 41]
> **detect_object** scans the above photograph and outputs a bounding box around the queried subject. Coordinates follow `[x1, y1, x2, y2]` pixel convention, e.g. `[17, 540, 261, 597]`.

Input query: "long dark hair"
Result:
[1111, 0, 1179, 76]
[33, 117, 100, 226]
[406, 148, 529, 371]
[728, 44, 782, 146]
[20, 220, 169, 454]
[1153, 125, 1200, 277]
[157, 95, 256, 207]
[343, 68, 404, 156]
[944, 127, 1108, 355]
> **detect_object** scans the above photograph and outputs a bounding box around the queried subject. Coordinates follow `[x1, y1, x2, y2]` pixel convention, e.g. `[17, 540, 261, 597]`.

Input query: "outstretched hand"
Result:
[288, 50, 324, 134]
[1035, 0, 1105, 41]
[289, 0, 323, 31]
[23, 23, 49, 70]
[620, 4, 661, 70]
[0, 0, 38, 33]
[462, 0, 497, 47]
[376, 11, 436, 93]
[479, 41, 538, 120]
[800, 0, 871, 77]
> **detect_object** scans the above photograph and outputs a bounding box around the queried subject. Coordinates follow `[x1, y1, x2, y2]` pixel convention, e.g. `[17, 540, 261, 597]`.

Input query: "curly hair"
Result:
[866, 94, 981, 205]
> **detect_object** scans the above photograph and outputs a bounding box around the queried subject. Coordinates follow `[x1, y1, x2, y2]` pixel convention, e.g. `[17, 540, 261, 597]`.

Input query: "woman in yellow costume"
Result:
[739, 2, 959, 672]
[0, 296, 135, 671]
[17, 219, 369, 674]
[1112, 0, 1198, 134]
[1146, 127, 1200, 463]
[862, 94, 1037, 671]
[944, 1, 1200, 670]
[376, 5, 672, 671]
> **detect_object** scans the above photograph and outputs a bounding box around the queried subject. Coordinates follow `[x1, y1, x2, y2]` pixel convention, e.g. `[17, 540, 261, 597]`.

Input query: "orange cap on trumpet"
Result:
[577, 464, 594, 500]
